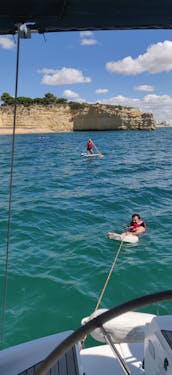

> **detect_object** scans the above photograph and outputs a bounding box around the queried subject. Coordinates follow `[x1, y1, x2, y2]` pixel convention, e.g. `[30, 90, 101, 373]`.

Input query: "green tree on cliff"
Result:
[16, 96, 33, 106]
[1, 92, 68, 106]
[1, 92, 14, 105]
[43, 93, 57, 105]
[56, 97, 68, 104]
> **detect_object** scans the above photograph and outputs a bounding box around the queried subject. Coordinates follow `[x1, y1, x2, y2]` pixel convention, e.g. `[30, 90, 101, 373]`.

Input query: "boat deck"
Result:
[18, 345, 80, 375]
[0, 331, 81, 375]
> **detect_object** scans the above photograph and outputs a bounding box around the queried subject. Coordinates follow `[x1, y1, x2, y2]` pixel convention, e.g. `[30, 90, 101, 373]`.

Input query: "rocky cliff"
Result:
[0, 103, 156, 134]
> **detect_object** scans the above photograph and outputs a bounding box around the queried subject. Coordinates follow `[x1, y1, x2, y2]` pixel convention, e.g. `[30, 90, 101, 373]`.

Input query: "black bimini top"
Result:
[0, 0, 172, 35]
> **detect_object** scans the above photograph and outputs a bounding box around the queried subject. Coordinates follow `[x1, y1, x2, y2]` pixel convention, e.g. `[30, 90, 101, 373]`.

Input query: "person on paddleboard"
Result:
[87, 139, 94, 154]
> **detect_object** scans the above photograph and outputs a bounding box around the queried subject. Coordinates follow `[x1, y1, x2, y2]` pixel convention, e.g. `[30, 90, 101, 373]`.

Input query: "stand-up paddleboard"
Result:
[108, 232, 139, 243]
[81, 153, 100, 157]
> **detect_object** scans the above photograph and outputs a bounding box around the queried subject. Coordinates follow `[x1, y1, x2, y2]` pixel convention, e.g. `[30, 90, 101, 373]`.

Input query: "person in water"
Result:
[126, 214, 146, 236]
[108, 214, 146, 239]
[87, 139, 94, 154]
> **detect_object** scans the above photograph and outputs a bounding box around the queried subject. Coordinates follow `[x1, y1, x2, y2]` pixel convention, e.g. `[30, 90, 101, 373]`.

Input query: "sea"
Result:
[0, 128, 172, 349]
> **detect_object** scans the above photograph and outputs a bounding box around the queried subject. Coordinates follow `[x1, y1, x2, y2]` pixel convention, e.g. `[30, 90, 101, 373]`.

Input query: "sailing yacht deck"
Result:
[0, 331, 81, 375]
[18, 345, 80, 375]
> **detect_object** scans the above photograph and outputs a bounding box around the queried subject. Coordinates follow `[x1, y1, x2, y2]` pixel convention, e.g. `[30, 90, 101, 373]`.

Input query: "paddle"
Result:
[91, 140, 104, 158]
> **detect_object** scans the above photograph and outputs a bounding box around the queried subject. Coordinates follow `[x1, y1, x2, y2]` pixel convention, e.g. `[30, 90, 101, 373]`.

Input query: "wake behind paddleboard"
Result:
[81, 153, 100, 157]
[108, 232, 139, 243]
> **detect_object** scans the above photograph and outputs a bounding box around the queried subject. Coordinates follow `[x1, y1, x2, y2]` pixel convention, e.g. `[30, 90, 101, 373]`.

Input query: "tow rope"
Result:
[81, 238, 124, 348]
[95, 239, 124, 311]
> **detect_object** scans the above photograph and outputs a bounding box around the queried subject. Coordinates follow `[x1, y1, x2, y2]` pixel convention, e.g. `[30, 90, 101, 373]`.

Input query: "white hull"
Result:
[0, 333, 144, 375]
[81, 343, 144, 375]
[1, 308, 172, 375]
[0, 331, 74, 375]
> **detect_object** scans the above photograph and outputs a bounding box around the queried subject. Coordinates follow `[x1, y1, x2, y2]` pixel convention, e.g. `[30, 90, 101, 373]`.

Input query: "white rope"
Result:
[95, 239, 124, 311]
[81, 239, 124, 348]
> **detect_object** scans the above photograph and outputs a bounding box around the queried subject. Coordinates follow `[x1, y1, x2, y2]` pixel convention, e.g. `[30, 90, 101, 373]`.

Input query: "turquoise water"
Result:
[0, 128, 172, 349]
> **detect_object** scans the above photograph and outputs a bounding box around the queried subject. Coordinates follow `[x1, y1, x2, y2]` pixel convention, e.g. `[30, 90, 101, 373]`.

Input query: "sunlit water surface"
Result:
[0, 128, 172, 348]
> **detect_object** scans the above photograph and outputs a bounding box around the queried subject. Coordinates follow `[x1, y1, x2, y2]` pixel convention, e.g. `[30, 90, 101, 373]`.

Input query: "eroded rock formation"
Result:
[0, 103, 156, 134]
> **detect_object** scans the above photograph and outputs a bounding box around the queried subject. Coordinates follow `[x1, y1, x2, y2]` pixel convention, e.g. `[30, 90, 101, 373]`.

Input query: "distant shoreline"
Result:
[0, 128, 60, 135]
[0, 126, 171, 136]
[1, 123, 172, 136]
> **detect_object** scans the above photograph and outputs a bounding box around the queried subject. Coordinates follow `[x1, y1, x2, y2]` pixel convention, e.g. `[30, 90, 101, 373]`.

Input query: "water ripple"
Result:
[0, 129, 172, 348]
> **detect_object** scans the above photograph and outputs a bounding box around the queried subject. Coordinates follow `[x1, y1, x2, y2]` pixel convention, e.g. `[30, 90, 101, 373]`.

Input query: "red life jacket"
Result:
[129, 220, 146, 232]
[87, 141, 93, 150]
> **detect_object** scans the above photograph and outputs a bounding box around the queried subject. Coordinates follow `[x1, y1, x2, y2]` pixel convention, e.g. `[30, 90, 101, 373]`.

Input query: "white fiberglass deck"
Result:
[81, 343, 144, 375]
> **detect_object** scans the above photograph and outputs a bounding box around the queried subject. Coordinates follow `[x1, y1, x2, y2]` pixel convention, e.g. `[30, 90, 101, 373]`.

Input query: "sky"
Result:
[1, 29, 172, 122]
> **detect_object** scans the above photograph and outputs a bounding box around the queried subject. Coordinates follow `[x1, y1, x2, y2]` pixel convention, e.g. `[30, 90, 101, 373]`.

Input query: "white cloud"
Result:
[99, 93, 172, 121]
[96, 88, 109, 94]
[63, 89, 79, 98]
[80, 31, 98, 46]
[75, 97, 85, 103]
[106, 56, 142, 75]
[37, 68, 57, 74]
[80, 31, 94, 38]
[0, 37, 15, 49]
[106, 40, 172, 75]
[100, 95, 140, 108]
[40, 67, 91, 85]
[63, 89, 85, 102]
[135, 85, 155, 92]
[80, 39, 97, 46]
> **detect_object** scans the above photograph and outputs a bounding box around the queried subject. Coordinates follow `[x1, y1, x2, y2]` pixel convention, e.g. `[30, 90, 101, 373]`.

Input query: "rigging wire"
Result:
[1, 27, 21, 345]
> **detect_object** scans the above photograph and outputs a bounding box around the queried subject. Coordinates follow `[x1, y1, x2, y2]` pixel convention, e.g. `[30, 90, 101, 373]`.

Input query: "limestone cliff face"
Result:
[73, 104, 155, 130]
[0, 103, 156, 133]
[0, 105, 73, 133]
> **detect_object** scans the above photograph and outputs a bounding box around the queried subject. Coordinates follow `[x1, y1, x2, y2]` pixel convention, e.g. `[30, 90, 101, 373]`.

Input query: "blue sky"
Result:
[1, 29, 172, 122]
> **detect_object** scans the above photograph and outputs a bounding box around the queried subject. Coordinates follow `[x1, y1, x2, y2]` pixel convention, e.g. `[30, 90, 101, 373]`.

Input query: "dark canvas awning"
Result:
[1, 0, 172, 35]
